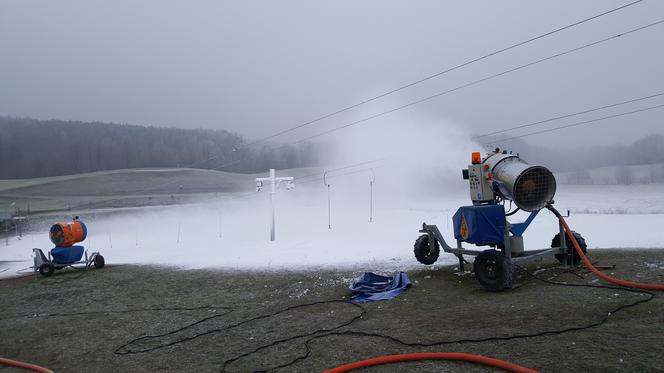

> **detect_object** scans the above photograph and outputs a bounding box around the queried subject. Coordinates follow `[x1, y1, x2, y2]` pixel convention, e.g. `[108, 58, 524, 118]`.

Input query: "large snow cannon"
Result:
[414, 148, 586, 291]
[34, 216, 103, 277]
[478, 152, 556, 212]
[49, 217, 87, 247]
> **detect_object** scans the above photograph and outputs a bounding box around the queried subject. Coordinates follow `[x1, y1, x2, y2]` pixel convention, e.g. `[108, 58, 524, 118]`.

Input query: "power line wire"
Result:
[473, 91, 664, 139]
[297, 166, 382, 186]
[58, 0, 643, 214]
[486, 103, 664, 144]
[294, 158, 387, 182]
[236, 1, 643, 149]
[291, 19, 664, 144]
[92, 1, 643, 180]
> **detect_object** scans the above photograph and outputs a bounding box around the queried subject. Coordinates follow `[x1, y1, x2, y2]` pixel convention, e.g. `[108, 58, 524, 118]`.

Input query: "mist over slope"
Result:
[484, 133, 664, 172]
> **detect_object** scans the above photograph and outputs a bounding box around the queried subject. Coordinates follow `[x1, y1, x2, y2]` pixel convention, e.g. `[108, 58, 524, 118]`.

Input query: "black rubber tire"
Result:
[473, 249, 513, 291]
[39, 263, 54, 277]
[551, 231, 587, 265]
[94, 254, 105, 269]
[414, 234, 439, 265]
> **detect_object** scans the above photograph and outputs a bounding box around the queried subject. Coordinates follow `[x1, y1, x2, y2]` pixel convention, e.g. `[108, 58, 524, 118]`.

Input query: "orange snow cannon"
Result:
[49, 216, 88, 247]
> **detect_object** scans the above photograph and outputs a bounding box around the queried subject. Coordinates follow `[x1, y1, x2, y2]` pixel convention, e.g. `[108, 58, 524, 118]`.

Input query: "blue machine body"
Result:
[453, 205, 506, 246]
[50, 245, 85, 264]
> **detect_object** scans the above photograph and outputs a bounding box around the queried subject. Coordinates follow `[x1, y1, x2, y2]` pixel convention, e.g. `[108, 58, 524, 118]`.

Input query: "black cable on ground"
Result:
[0, 305, 228, 323]
[220, 264, 654, 372]
[107, 263, 655, 372]
[114, 299, 364, 356]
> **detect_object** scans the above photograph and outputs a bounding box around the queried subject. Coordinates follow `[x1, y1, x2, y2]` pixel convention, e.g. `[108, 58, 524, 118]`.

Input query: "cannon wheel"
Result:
[551, 231, 587, 265]
[39, 263, 55, 277]
[94, 254, 105, 269]
[473, 249, 512, 291]
[414, 234, 439, 265]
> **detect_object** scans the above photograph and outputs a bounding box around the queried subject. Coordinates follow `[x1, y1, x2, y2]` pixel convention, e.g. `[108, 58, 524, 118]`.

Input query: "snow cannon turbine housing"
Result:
[49, 216, 87, 247]
[464, 149, 556, 212]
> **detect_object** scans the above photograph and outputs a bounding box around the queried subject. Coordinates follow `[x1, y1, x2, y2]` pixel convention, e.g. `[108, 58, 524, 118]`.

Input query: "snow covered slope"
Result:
[2, 181, 663, 278]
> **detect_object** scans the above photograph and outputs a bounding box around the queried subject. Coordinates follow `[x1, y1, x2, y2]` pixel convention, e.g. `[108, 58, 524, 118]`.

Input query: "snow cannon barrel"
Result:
[49, 217, 87, 247]
[486, 153, 556, 212]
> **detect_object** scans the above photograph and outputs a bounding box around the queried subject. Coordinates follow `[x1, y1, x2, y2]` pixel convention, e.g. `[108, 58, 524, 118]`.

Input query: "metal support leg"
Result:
[456, 239, 465, 271]
[559, 221, 568, 267]
[503, 231, 512, 260]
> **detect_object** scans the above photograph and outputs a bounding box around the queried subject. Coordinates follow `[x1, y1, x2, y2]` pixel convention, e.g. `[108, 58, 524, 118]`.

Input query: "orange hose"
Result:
[557, 214, 664, 291]
[323, 352, 538, 373]
[0, 357, 54, 373]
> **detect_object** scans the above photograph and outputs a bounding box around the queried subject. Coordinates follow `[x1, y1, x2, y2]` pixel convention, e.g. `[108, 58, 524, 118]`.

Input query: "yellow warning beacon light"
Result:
[471, 152, 482, 164]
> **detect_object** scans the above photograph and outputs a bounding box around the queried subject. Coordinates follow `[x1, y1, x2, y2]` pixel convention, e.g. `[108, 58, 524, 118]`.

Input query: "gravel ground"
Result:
[1, 250, 663, 373]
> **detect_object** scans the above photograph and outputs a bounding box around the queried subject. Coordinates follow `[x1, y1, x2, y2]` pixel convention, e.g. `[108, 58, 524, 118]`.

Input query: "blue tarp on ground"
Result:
[349, 272, 411, 304]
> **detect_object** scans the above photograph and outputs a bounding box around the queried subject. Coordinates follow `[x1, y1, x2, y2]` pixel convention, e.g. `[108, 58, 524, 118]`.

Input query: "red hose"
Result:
[323, 352, 538, 373]
[0, 357, 54, 373]
[556, 214, 664, 291]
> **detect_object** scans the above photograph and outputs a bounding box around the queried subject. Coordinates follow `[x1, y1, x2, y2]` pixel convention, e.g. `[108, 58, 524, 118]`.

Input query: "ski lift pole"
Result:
[369, 168, 375, 223]
[324, 171, 331, 229]
[256, 169, 294, 241]
[219, 201, 226, 238]
[270, 172, 275, 241]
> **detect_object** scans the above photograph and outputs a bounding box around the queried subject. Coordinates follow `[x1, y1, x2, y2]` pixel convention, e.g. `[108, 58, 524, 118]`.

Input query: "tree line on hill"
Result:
[2, 116, 663, 182]
[0, 117, 324, 179]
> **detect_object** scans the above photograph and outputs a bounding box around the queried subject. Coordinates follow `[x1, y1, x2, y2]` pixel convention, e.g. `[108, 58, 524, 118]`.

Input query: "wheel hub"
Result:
[483, 260, 498, 279]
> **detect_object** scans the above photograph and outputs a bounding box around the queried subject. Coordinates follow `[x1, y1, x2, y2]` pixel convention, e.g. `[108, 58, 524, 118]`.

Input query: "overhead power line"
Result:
[294, 158, 387, 182]
[174, 1, 645, 174]
[474, 91, 664, 139]
[291, 19, 664, 144]
[486, 103, 664, 144]
[297, 166, 381, 186]
[237, 1, 643, 149]
[62, 1, 648, 213]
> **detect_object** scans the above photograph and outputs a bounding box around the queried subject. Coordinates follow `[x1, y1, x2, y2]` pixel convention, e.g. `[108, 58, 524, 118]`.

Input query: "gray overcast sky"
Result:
[1, 0, 663, 148]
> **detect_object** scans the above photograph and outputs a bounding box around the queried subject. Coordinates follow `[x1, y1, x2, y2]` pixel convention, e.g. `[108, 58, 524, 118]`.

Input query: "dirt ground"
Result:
[1, 250, 663, 373]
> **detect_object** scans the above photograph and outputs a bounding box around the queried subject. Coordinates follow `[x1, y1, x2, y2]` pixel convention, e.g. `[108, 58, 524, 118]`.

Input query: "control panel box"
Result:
[468, 164, 494, 203]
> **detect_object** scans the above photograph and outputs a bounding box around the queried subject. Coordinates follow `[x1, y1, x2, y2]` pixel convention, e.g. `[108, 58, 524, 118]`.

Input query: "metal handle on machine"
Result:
[420, 223, 454, 252]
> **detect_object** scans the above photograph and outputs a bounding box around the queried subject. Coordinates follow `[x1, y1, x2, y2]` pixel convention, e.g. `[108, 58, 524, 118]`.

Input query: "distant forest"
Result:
[2, 116, 663, 180]
[0, 117, 323, 179]
[494, 133, 664, 171]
